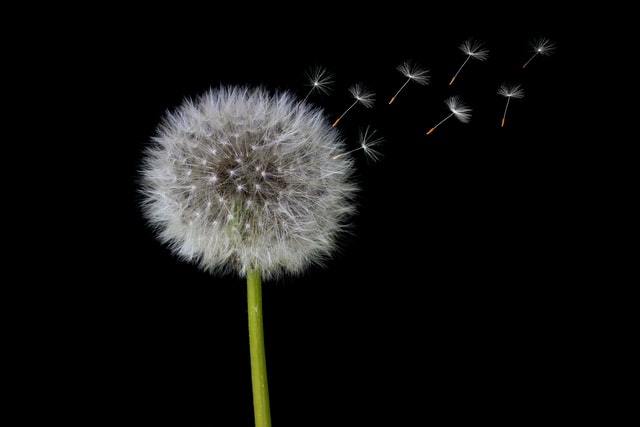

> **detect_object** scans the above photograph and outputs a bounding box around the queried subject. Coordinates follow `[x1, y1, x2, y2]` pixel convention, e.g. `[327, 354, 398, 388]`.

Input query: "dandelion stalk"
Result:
[247, 268, 271, 427]
[140, 85, 359, 427]
[501, 99, 511, 128]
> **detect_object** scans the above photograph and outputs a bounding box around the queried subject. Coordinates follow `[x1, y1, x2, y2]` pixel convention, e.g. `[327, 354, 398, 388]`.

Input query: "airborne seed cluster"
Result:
[139, 36, 556, 280]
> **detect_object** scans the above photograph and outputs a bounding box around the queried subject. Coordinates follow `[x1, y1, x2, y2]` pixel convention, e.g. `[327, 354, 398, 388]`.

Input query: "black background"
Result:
[25, 6, 597, 427]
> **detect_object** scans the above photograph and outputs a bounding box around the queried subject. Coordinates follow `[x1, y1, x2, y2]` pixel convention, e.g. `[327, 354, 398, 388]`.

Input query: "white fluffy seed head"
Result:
[139, 85, 359, 280]
[530, 37, 556, 55]
[397, 60, 431, 86]
[498, 83, 525, 99]
[304, 65, 335, 96]
[445, 96, 472, 123]
[459, 38, 489, 61]
[348, 83, 376, 108]
[357, 126, 384, 163]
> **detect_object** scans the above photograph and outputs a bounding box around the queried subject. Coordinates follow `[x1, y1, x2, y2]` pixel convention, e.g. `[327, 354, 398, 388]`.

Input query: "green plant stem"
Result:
[247, 268, 271, 427]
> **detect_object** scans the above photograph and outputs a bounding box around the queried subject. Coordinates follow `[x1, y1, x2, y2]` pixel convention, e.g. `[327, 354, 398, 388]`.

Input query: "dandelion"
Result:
[522, 37, 556, 68]
[333, 126, 384, 162]
[449, 37, 489, 85]
[388, 60, 430, 104]
[426, 95, 472, 135]
[332, 83, 375, 127]
[299, 65, 334, 107]
[139, 85, 359, 427]
[498, 83, 525, 127]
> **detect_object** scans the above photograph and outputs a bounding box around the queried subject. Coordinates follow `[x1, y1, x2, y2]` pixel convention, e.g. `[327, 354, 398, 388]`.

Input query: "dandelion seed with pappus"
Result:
[299, 65, 334, 107]
[139, 84, 359, 427]
[332, 83, 375, 127]
[522, 37, 556, 68]
[388, 60, 430, 105]
[449, 37, 489, 85]
[498, 83, 525, 127]
[333, 126, 384, 162]
[426, 95, 472, 135]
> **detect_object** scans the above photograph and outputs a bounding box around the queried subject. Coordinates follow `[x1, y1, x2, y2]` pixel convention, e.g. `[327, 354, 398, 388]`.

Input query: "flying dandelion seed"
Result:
[449, 38, 489, 86]
[299, 65, 334, 107]
[522, 37, 556, 68]
[388, 60, 430, 104]
[498, 83, 525, 127]
[332, 83, 375, 127]
[426, 95, 472, 135]
[333, 126, 384, 162]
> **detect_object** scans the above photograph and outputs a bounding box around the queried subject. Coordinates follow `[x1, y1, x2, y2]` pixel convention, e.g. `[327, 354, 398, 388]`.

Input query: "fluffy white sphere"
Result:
[139, 85, 359, 280]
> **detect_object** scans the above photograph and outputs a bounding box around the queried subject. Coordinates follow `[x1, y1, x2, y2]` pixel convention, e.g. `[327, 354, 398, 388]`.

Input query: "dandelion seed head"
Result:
[397, 61, 431, 86]
[349, 83, 376, 108]
[498, 83, 525, 99]
[304, 65, 334, 96]
[446, 96, 472, 123]
[530, 37, 556, 55]
[139, 85, 359, 280]
[358, 126, 384, 162]
[459, 38, 489, 61]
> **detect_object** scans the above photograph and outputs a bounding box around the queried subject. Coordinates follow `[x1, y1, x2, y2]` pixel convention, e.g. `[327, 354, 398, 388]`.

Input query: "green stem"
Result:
[247, 268, 272, 427]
